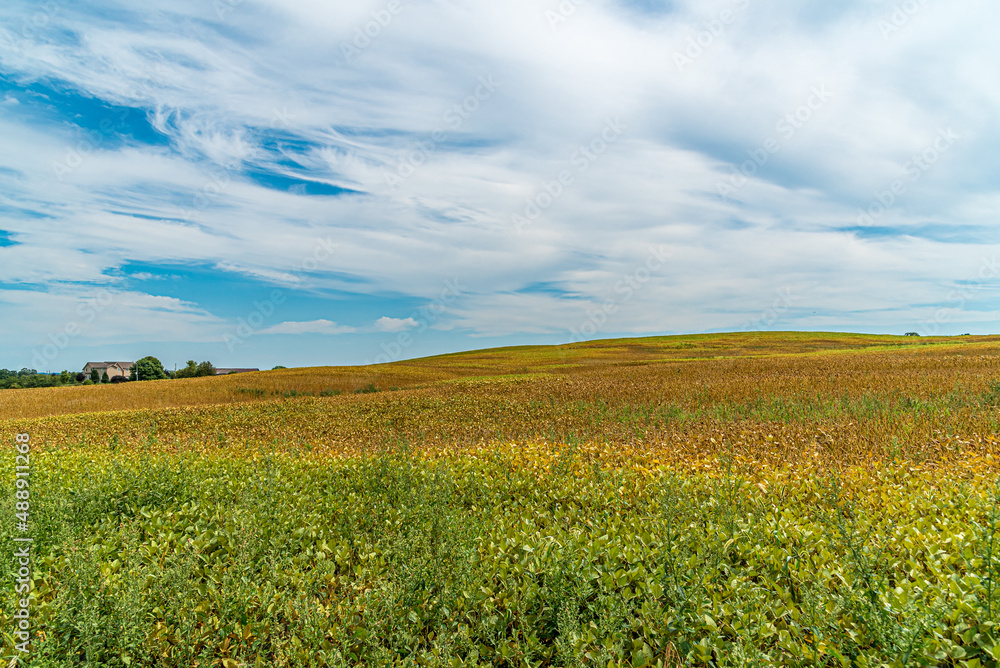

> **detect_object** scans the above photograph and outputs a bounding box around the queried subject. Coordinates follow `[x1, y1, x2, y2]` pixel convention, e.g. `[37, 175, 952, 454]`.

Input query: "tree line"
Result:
[130, 357, 217, 381]
[0, 357, 220, 390]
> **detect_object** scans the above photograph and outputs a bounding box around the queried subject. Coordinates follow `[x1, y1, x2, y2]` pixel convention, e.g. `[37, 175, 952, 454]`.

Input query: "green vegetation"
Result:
[2, 333, 1000, 665]
[0, 369, 80, 391]
[175, 361, 218, 379]
[130, 356, 168, 381]
[1, 446, 998, 666]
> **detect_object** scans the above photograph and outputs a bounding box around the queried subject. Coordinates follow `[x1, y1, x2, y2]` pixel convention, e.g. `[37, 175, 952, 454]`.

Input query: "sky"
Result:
[0, 0, 998, 372]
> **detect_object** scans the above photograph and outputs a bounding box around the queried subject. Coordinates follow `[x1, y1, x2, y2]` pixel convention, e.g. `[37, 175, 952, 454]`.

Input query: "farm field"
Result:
[2, 332, 1000, 667]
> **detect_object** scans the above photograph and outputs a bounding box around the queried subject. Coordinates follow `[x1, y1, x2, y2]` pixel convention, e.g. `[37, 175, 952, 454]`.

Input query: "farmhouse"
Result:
[215, 368, 259, 375]
[82, 361, 133, 379]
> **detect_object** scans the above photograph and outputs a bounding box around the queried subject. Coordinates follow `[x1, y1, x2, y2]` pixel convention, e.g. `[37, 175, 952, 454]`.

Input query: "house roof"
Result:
[85, 361, 134, 369]
[215, 368, 260, 374]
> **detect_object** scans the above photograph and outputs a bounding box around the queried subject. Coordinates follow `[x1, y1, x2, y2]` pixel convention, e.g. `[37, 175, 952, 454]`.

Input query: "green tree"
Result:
[195, 361, 216, 377]
[175, 360, 199, 379]
[90, 368, 100, 383]
[100, 371, 109, 384]
[130, 356, 167, 381]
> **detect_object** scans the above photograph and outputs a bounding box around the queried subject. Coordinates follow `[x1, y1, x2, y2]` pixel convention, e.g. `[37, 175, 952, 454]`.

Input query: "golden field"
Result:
[2, 332, 1000, 667]
[2, 331, 997, 422]
[2, 331, 999, 468]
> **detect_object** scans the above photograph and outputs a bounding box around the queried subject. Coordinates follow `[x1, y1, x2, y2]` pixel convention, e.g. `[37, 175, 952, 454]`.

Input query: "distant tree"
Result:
[131, 356, 167, 381]
[100, 371, 109, 384]
[75, 372, 86, 383]
[904, 332, 920, 337]
[195, 361, 216, 377]
[90, 368, 101, 383]
[272, 366, 287, 370]
[59, 370, 71, 385]
[0, 369, 55, 389]
[174, 360, 216, 378]
[175, 360, 199, 379]
[110, 375, 129, 384]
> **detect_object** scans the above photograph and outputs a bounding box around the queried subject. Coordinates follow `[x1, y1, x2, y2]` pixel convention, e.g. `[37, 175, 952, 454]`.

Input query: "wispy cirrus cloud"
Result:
[0, 0, 998, 369]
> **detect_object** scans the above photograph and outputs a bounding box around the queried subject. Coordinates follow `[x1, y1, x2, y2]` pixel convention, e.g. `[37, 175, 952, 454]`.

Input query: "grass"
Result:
[2, 332, 1000, 666]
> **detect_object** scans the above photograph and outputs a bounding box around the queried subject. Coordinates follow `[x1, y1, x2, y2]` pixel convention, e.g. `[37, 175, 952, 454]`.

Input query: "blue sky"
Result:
[0, 0, 998, 371]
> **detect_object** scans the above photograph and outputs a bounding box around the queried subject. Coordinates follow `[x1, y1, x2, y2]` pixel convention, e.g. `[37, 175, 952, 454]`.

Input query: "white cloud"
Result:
[0, 286, 227, 372]
[374, 316, 418, 333]
[0, 0, 998, 359]
[259, 319, 357, 335]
